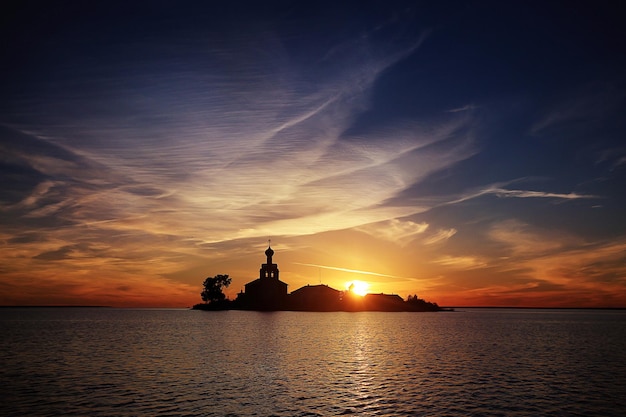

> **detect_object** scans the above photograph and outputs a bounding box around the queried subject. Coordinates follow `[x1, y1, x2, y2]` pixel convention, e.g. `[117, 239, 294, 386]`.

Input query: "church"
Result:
[236, 244, 289, 310]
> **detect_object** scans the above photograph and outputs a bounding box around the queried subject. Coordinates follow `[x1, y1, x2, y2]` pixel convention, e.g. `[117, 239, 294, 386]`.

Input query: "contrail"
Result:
[293, 262, 411, 280]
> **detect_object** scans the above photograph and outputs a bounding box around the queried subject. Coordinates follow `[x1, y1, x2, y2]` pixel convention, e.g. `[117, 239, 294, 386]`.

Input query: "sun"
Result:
[346, 280, 370, 296]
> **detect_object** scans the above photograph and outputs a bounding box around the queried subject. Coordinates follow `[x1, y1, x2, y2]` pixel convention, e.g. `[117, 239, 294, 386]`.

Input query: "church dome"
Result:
[265, 246, 274, 257]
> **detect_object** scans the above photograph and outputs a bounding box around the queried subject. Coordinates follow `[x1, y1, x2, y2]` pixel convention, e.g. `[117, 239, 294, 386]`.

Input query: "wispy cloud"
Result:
[445, 104, 479, 113]
[530, 82, 624, 136]
[483, 219, 626, 294]
[432, 255, 487, 269]
[490, 188, 597, 199]
[357, 219, 429, 245]
[423, 228, 457, 245]
[443, 182, 598, 206]
[293, 262, 414, 280]
[488, 219, 573, 256]
[594, 147, 626, 169]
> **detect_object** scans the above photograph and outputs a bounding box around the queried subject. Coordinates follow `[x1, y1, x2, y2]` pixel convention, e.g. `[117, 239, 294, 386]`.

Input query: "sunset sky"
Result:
[2, 1, 625, 307]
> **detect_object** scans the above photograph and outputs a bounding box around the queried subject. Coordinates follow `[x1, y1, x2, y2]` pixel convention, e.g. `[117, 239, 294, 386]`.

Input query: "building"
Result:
[237, 244, 288, 310]
[363, 293, 406, 311]
[289, 284, 341, 311]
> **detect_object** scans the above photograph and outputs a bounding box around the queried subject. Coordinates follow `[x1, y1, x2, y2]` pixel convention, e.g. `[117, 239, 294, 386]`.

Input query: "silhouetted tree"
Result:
[201, 274, 231, 304]
[406, 294, 440, 312]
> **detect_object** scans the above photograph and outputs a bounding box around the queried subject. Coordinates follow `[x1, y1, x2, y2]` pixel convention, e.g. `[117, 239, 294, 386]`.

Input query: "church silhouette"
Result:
[236, 245, 289, 310]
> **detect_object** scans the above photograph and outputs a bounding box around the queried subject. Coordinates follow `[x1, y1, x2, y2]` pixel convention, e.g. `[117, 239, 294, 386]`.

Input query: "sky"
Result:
[1, 1, 625, 307]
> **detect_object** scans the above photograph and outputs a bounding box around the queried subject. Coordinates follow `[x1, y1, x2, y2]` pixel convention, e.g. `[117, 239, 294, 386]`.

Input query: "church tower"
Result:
[239, 242, 288, 310]
[260, 244, 279, 280]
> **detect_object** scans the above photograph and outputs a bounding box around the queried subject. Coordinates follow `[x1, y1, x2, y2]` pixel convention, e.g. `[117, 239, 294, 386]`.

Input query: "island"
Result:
[193, 245, 444, 312]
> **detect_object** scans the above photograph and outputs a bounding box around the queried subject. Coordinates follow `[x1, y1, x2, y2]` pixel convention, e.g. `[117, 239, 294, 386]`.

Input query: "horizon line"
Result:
[2, 305, 625, 310]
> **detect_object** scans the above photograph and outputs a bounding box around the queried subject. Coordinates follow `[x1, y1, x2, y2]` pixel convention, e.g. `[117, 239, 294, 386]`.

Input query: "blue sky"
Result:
[1, 1, 625, 307]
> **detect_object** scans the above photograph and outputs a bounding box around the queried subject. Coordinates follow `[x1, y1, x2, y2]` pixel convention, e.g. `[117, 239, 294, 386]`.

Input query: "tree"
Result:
[200, 274, 232, 304]
[406, 294, 440, 312]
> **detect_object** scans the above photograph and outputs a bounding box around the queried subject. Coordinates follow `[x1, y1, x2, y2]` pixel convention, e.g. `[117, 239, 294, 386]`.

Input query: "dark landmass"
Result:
[193, 246, 445, 312]
[192, 288, 444, 312]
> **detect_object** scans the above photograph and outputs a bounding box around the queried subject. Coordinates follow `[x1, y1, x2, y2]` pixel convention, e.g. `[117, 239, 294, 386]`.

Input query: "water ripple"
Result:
[1, 308, 626, 416]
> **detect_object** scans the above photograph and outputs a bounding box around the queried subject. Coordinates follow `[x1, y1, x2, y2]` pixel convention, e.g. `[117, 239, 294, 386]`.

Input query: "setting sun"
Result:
[346, 280, 370, 296]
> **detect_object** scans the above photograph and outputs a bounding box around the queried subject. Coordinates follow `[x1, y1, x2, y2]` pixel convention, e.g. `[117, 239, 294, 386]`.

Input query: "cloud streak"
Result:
[443, 183, 599, 206]
[293, 262, 416, 280]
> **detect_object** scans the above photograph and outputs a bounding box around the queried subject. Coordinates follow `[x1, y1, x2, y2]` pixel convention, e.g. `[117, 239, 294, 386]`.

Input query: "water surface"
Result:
[1, 308, 625, 416]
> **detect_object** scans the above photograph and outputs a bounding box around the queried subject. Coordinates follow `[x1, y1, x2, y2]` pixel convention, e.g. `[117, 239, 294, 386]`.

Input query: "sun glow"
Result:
[346, 280, 370, 296]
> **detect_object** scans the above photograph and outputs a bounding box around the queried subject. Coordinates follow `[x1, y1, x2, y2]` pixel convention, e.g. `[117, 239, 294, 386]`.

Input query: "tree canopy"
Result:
[200, 274, 231, 304]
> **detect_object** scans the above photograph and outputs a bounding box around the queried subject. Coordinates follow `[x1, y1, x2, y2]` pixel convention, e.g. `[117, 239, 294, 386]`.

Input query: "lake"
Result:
[1, 308, 625, 416]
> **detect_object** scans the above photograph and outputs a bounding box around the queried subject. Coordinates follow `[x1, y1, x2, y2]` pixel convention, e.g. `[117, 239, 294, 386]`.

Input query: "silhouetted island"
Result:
[193, 245, 443, 312]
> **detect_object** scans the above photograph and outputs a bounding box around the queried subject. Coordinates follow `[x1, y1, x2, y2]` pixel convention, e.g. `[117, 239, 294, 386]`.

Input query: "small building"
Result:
[289, 284, 341, 311]
[363, 293, 406, 311]
[237, 245, 288, 310]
